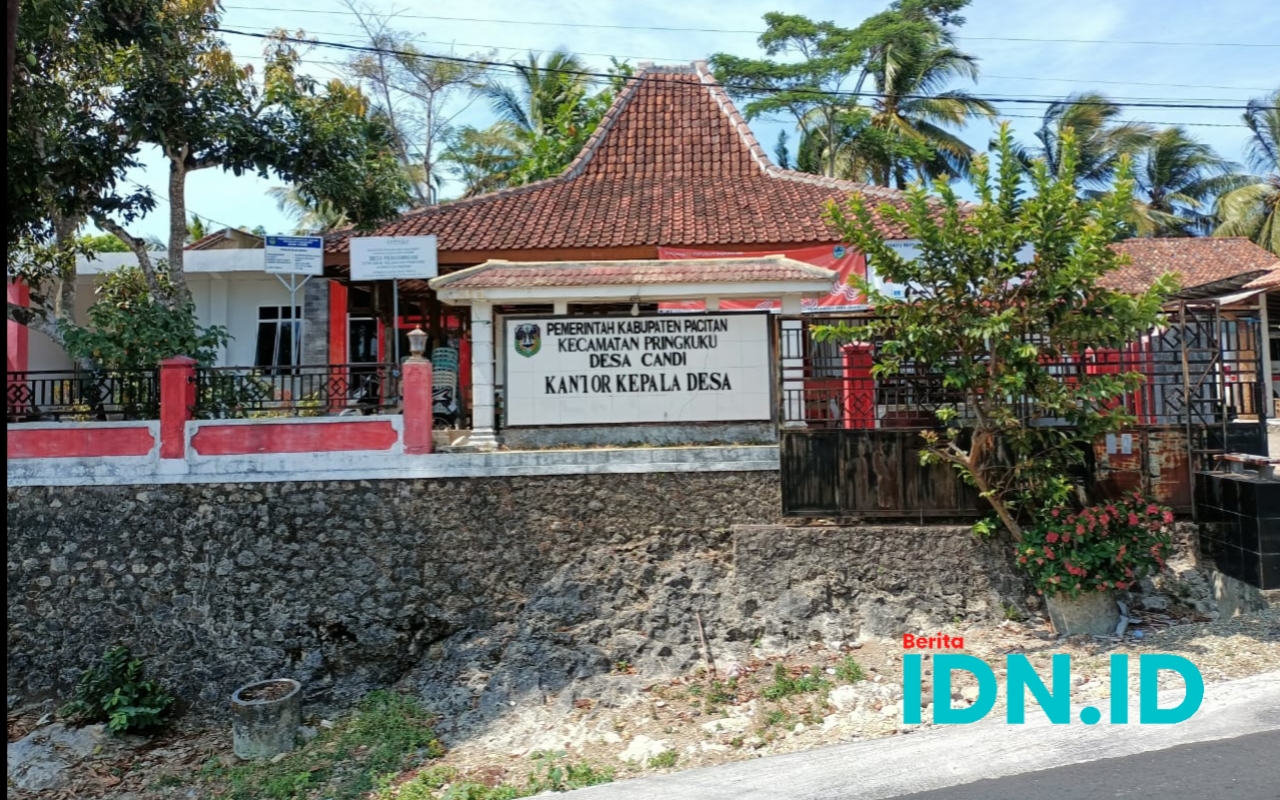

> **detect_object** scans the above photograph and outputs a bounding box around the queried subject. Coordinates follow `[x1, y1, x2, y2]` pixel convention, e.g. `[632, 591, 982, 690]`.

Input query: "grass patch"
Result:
[201, 691, 443, 800]
[647, 750, 678, 769]
[382, 751, 613, 800]
[835, 657, 865, 684]
[761, 664, 830, 701]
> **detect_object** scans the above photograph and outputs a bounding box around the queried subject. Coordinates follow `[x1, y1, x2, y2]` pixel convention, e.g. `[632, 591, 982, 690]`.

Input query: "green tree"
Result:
[442, 122, 524, 197]
[1214, 88, 1280, 254]
[862, 33, 996, 187]
[710, 2, 975, 182]
[267, 186, 351, 233]
[76, 233, 131, 254]
[1130, 127, 1245, 237]
[815, 124, 1175, 540]
[8, 4, 408, 367]
[342, 0, 489, 204]
[1015, 93, 1152, 191]
[449, 52, 631, 191]
[62, 265, 228, 372]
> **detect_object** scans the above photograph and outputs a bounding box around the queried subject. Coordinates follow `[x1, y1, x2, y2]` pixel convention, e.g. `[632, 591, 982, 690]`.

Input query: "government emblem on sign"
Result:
[514, 323, 541, 357]
[833, 245, 846, 258]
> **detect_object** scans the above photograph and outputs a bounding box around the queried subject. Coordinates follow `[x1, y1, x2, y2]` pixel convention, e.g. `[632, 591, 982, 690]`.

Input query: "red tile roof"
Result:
[327, 62, 914, 259]
[1102, 237, 1279, 294]
[430, 256, 839, 290]
[1244, 267, 1280, 290]
[185, 228, 264, 251]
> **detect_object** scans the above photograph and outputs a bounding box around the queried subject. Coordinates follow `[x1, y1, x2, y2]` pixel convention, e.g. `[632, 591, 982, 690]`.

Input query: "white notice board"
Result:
[504, 313, 771, 426]
[264, 235, 324, 276]
[349, 236, 439, 281]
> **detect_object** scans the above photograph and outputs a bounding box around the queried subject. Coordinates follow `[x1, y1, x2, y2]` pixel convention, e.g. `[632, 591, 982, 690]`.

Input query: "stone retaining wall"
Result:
[6, 474, 1024, 723]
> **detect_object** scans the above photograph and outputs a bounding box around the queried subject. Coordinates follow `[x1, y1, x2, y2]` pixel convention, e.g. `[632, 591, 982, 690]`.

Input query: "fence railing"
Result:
[6, 369, 161, 422]
[192, 363, 402, 419]
[781, 314, 1264, 431]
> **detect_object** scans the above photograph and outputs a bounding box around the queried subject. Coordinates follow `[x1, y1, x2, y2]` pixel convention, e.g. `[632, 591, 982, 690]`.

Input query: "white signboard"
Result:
[349, 235, 438, 281]
[264, 235, 324, 276]
[504, 313, 771, 426]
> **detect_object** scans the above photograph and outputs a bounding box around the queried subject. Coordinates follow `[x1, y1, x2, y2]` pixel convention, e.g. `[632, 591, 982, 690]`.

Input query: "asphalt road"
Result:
[881, 730, 1280, 800]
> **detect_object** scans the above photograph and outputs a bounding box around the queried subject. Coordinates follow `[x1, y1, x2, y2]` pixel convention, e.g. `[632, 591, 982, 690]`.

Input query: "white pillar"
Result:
[553, 300, 568, 315]
[468, 301, 499, 449]
[780, 317, 806, 427]
[208, 277, 229, 366]
[705, 296, 720, 311]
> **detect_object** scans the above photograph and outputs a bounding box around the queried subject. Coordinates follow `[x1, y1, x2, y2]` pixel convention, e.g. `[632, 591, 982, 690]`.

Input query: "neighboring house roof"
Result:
[327, 62, 914, 263]
[431, 256, 838, 304]
[186, 228, 264, 251]
[1102, 237, 1280, 295]
[1244, 267, 1280, 290]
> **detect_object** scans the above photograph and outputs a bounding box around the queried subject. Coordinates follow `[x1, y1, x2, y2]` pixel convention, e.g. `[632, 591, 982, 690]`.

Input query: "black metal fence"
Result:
[6, 369, 160, 422]
[192, 363, 402, 419]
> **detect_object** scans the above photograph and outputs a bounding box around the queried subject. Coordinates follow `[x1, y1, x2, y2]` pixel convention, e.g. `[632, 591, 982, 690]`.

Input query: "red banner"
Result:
[657, 244, 868, 312]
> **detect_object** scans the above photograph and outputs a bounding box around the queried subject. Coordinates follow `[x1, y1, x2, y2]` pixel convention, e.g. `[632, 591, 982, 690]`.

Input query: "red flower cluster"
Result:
[1018, 491, 1174, 599]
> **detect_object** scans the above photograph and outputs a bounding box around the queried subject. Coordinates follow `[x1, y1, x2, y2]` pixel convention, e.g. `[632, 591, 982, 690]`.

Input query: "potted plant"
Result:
[1020, 491, 1174, 636]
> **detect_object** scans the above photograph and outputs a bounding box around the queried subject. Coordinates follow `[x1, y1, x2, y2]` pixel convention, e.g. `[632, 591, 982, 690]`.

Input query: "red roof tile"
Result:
[327, 63, 913, 258]
[185, 228, 264, 251]
[1103, 237, 1279, 294]
[430, 256, 838, 290]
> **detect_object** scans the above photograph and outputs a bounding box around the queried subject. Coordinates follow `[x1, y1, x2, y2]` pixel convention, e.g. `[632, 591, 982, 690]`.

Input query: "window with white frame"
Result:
[255, 305, 303, 372]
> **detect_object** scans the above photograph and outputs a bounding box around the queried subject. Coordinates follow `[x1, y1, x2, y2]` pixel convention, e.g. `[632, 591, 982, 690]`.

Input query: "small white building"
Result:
[20, 230, 335, 372]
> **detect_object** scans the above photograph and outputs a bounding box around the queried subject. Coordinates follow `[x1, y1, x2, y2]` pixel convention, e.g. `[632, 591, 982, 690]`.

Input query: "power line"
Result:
[221, 23, 1272, 97]
[220, 6, 1280, 47]
[218, 29, 1275, 112]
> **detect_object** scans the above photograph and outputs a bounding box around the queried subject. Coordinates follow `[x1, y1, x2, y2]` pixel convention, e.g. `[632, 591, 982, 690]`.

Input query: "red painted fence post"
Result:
[842, 343, 875, 429]
[401, 358, 433, 455]
[159, 356, 196, 459]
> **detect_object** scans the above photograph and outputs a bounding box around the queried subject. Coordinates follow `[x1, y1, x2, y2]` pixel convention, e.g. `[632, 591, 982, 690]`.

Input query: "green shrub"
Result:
[835, 657, 865, 683]
[60, 645, 175, 734]
[647, 750, 678, 769]
[761, 663, 830, 701]
[1020, 492, 1174, 598]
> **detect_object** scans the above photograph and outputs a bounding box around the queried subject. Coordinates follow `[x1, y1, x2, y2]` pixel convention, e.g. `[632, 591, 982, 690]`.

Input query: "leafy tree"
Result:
[62, 266, 228, 372]
[1215, 88, 1280, 254]
[861, 33, 995, 187]
[1014, 93, 1152, 191]
[710, 2, 976, 182]
[815, 124, 1175, 540]
[444, 52, 631, 193]
[77, 234, 131, 254]
[267, 186, 351, 233]
[8, 3, 408, 368]
[442, 122, 524, 196]
[1129, 127, 1245, 237]
[341, 0, 489, 204]
[186, 214, 209, 245]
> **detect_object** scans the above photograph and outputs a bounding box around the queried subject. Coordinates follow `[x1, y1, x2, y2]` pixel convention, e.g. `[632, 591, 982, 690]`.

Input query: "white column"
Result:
[705, 296, 720, 311]
[553, 300, 568, 315]
[781, 317, 806, 427]
[468, 301, 499, 449]
[208, 277, 229, 366]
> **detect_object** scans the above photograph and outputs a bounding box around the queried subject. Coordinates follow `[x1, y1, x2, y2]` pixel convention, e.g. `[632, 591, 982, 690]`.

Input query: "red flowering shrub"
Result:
[1019, 491, 1174, 598]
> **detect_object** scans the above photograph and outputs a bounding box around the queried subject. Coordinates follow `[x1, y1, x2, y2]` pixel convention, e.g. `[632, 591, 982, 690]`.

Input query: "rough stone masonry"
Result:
[6, 474, 1024, 724]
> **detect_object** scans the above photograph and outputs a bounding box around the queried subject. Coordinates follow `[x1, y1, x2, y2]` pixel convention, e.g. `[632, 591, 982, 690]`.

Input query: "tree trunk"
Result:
[165, 150, 191, 306]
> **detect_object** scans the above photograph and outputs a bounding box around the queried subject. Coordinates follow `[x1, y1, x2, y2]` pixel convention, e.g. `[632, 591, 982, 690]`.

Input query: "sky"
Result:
[112, 0, 1280, 241]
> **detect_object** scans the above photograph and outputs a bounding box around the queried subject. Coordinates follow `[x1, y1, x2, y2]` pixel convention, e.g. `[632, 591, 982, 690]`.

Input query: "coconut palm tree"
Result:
[1130, 127, 1246, 237]
[863, 36, 997, 188]
[481, 49, 589, 138]
[1215, 89, 1280, 254]
[266, 187, 351, 234]
[1017, 93, 1153, 190]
